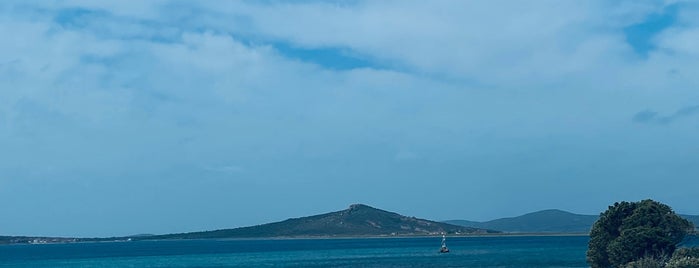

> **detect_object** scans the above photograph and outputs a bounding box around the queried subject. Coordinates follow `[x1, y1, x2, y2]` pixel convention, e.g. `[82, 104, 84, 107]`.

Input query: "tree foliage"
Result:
[587, 199, 694, 268]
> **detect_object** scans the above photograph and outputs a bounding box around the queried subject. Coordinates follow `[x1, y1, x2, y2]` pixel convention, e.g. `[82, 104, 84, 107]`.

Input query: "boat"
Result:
[439, 234, 449, 253]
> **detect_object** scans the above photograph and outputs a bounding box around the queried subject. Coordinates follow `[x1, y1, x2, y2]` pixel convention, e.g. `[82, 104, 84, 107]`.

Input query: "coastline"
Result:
[125, 232, 592, 241]
[1, 232, 590, 245]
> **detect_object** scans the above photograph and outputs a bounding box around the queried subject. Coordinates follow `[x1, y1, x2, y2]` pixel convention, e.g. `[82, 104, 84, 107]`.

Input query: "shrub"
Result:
[587, 200, 694, 268]
[623, 256, 665, 268]
[666, 248, 699, 268]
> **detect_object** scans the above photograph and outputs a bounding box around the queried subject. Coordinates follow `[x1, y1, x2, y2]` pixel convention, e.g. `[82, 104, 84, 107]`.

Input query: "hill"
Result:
[446, 210, 699, 234]
[445, 209, 598, 233]
[147, 204, 498, 240]
[680, 214, 699, 231]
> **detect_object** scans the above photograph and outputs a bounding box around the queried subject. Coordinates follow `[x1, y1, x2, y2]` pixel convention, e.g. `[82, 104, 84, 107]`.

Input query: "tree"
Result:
[587, 199, 694, 268]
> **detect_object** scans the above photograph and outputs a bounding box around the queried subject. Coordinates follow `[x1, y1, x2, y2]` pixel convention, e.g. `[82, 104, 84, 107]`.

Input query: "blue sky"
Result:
[1, 0, 699, 237]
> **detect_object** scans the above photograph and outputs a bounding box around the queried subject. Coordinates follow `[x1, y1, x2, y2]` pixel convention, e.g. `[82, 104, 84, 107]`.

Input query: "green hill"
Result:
[680, 214, 699, 231]
[446, 210, 699, 234]
[445, 209, 599, 233]
[147, 204, 498, 240]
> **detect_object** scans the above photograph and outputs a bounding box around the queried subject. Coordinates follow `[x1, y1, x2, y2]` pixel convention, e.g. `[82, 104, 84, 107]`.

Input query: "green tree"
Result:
[587, 199, 694, 268]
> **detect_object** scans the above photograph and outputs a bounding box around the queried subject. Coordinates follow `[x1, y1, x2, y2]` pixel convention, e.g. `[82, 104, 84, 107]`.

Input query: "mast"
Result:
[439, 233, 449, 253]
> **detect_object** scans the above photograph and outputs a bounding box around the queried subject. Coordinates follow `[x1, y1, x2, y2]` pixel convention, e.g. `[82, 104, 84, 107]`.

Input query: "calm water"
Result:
[0, 236, 589, 267]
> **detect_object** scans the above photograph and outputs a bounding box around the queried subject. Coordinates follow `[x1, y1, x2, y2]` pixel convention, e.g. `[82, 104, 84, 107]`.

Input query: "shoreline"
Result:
[1, 232, 590, 245]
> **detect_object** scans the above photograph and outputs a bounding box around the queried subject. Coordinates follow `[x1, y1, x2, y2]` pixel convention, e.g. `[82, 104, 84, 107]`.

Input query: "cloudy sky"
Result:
[1, 0, 698, 237]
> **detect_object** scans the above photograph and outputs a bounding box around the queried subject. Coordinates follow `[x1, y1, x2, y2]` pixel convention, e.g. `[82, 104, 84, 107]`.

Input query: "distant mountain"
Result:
[680, 214, 699, 230]
[445, 209, 598, 233]
[3, 207, 694, 244]
[446, 210, 699, 234]
[147, 204, 498, 240]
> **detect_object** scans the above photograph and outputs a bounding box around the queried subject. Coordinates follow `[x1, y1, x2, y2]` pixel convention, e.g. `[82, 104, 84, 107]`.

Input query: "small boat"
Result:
[439, 234, 449, 253]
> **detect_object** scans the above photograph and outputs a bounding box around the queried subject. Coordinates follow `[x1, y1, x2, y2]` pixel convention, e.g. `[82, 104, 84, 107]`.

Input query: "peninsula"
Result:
[142, 204, 497, 240]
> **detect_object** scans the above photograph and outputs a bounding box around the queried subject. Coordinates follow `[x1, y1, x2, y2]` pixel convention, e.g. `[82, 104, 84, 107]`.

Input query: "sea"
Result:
[0, 235, 590, 267]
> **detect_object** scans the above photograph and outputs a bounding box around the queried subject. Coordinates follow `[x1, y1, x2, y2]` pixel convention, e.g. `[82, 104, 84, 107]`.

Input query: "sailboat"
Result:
[439, 234, 449, 253]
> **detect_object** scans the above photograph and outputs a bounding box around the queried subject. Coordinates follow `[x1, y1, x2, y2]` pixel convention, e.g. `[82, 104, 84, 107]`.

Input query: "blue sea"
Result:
[0, 236, 589, 267]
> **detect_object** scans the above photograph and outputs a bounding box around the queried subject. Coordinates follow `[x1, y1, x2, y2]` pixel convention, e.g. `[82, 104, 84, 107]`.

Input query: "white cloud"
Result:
[2, 1, 698, 163]
[2, 0, 699, 236]
[198, 1, 662, 85]
[656, 27, 699, 56]
[59, 0, 168, 18]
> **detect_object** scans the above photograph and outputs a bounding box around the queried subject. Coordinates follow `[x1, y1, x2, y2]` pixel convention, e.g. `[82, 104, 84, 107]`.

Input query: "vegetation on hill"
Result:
[446, 210, 698, 234]
[446, 209, 598, 233]
[682, 215, 699, 231]
[586, 199, 696, 268]
[4, 204, 697, 244]
[145, 204, 497, 240]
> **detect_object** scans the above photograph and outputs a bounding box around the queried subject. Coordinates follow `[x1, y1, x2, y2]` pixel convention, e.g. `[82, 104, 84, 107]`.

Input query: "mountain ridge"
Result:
[143, 204, 498, 240]
[3, 207, 695, 244]
[445, 209, 699, 233]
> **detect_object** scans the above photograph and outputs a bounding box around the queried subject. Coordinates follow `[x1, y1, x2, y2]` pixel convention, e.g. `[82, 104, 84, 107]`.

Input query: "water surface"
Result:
[0, 235, 590, 267]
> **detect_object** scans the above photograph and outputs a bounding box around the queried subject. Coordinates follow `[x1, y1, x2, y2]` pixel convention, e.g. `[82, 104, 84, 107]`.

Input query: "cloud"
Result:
[623, 3, 678, 56]
[633, 105, 699, 124]
[0, 2, 448, 179]
[1, 1, 697, 171]
[3, 0, 699, 236]
[632, 109, 659, 123]
[201, 1, 681, 85]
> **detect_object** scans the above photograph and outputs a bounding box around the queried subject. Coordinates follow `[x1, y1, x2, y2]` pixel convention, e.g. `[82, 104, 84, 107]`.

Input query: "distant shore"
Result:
[154, 232, 591, 241]
[194, 232, 592, 241]
[1, 232, 591, 245]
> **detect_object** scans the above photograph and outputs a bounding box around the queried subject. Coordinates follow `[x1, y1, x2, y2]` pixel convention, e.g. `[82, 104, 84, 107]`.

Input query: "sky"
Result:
[1, 0, 699, 237]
